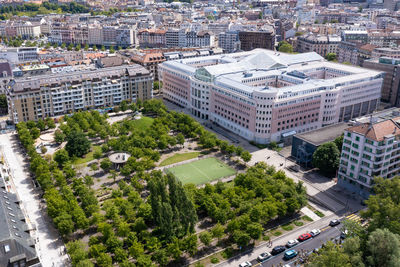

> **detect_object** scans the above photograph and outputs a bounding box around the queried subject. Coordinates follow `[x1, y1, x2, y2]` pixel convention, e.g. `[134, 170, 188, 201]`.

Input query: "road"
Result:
[258, 225, 341, 267]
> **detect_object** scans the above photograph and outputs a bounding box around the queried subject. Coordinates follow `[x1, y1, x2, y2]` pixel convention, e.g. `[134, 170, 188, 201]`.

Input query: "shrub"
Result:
[263, 235, 270, 241]
[282, 223, 294, 231]
[273, 231, 282, 236]
[294, 221, 304, 227]
[211, 257, 219, 264]
[302, 215, 313, 222]
[221, 247, 234, 259]
[314, 210, 325, 217]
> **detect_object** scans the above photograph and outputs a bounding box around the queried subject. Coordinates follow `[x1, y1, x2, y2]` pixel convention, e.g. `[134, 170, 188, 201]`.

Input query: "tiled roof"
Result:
[347, 119, 400, 141]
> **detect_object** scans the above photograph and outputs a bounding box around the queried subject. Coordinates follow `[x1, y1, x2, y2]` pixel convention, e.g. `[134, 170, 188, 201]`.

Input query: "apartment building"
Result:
[137, 29, 166, 48]
[0, 21, 41, 39]
[7, 64, 153, 123]
[165, 29, 213, 48]
[296, 33, 341, 58]
[49, 23, 134, 47]
[159, 49, 383, 144]
[131, 52, 166, 80]
[0, 47, 39, 64]
[238, 30, 275, 51]
[338, 117, 400, 198]
[363, 57, 400, 107]
[218, 31, 241, 53]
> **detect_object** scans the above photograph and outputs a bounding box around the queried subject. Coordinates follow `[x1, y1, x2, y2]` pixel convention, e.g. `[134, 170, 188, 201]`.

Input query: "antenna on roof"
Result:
[368, 115, 373, 130]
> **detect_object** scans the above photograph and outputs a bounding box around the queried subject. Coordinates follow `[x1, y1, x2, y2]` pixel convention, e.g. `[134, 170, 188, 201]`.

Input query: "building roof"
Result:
[294, 122, 350, 146]
[0, 177, 38, 267]
[347, 119, 400, 142]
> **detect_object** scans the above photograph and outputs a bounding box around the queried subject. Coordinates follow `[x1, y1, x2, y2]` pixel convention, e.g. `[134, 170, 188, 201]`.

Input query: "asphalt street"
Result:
[257, 225, 341, 267]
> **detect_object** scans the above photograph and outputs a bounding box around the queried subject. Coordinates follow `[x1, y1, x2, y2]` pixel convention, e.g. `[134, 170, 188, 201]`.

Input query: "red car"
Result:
[298, 233, 312, 242]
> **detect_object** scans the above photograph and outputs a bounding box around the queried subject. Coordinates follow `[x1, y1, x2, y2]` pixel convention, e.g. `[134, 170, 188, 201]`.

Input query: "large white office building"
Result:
[159, 49, 384, 144]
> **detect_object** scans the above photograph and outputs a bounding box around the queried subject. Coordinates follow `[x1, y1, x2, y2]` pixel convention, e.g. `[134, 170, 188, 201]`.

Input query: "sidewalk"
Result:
[0, 133, 69, 267]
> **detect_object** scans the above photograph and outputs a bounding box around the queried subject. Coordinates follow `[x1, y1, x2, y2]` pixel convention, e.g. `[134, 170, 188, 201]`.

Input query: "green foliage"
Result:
[326, 53, 337, 61]
[278, 41, 293, 53]
[148, 173, 198, 241]
[54, 148, 70, 167]
[66, 240, 89, 266]
[211, 257, 220, 264]
[54, 129, 66, 143]
[199, 231, 213, 246]
[65, 131, 90, 157]
[100, 158, 112, 172]
[334, 135, 343, 151]
[0, 94, 7, 111]
[312, 142, 339, 175]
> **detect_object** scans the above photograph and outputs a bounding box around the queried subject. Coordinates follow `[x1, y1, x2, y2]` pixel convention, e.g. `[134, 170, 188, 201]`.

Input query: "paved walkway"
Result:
[300, 207, 321, 222]
[0, 133, 69, 267]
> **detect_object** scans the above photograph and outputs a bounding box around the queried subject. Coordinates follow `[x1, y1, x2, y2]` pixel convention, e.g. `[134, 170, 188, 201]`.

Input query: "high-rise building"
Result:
[338, 117, 400, 198]
[159, 49, 383, 144]
[6, 65, 153, 123]
[238, 29, 275, 51]
[363, 57, 400, 107]
[218, 31, 241, 53]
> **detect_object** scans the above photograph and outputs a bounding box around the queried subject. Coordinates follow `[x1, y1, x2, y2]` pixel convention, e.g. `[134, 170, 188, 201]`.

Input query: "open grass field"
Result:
[131, 116, 154, 132]
[74, 145, 101, 165]
[166, 157, 236, 185]
[159, 152, 200, 167]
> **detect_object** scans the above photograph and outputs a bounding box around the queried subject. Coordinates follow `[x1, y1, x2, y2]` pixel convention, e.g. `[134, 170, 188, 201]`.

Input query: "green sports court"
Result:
[166, 157, 236, 185]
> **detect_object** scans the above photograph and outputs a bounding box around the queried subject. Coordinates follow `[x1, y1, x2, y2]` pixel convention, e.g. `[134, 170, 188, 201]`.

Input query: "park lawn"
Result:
[159, 152, 200, 167]
[73, 145, 101, 165]
[167, 157, 236, 185]
[131, 116, 154, 132]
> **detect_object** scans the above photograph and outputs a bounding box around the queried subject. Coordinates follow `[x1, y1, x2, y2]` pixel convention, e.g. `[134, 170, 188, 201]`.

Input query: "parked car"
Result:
[271, 245, 286, 255]
[286, 239, 299, 248]
[298, 233, 312, 242]
[329, 219, 340, 227]
[258, 252, 272, 262]
[310, 229, 321, 237]
[284, 249, 298, 260]
[239, 261, 252, 267]
[340, 229, 348, 239]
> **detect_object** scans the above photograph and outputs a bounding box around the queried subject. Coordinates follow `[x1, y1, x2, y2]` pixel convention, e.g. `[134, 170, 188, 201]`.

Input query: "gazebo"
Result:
[108, 152, 130, 170]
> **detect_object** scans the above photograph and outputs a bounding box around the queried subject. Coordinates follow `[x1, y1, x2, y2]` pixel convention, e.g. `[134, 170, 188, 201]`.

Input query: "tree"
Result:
[334, 135, 343, 151]
[120, 100, 128, 111]
[61, 42, 66, 49]
[93, 150, 102, 160]
[153, 248, 168, 266]
[307, 241, 354, 267]
[36, 119, 46, 131]
[109, 46, 115, 53]
[232, 230, 251, 248]
[246, 222, 263, 240]
[65, 131, 91, 157]
[30, 127, 40, 139]
[66, 240, 89, 266]
[84, 44, 89, 51]
[153, 81, 162, 90]
[176, 133, 185, 147]
[312, 142, 339, 176]
[54, 148, 70, 167]
[96, 253, 112, 267]
[46, 117, 56, 129]
[100, 158, 112, 172]
[54, 129, 66, 143]
[75, 43, 81, 51]
[93, 45, 97, 51]
[101, 45, 105, 51]
[240, 151, 252, 163]
[54, 212, 75, 236]
[211, 223, 225, 241]
[199, 231, 212, 246]
[366, 228, 400, 267]
[326, 53, 337, 61]
[0, 94, 7, 111]
[67, 43, 73, 51]
[278, 42, 293, 53]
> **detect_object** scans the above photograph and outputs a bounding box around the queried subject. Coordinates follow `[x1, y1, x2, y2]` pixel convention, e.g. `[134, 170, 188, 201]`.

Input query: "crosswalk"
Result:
[345, 213, 368, 226]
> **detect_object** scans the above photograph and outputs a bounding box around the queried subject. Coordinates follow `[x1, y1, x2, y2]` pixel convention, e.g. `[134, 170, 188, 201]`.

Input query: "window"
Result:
[352, 143, 359, 149]
[355, 136, 360, 142]
[4, 244, 10, 253]
[347, 132, 351, 137]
